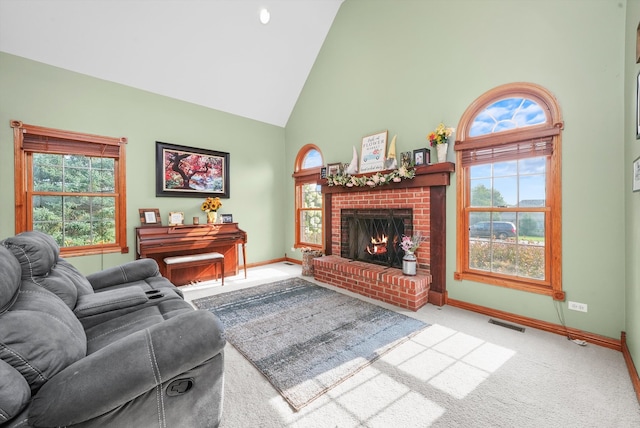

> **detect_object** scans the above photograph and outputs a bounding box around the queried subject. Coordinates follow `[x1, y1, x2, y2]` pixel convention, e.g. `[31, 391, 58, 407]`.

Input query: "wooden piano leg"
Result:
[242, 243, 247, 278]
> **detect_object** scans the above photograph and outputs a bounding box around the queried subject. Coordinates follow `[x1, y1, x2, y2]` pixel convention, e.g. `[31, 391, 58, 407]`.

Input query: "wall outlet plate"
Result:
[568, 301, 588, 312]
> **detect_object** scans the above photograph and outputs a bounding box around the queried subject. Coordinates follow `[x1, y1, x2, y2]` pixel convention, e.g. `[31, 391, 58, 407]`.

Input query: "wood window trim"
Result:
[453, 83, 564, 301]
[11, 120, 129, 256]
[293, 144, 323, 250]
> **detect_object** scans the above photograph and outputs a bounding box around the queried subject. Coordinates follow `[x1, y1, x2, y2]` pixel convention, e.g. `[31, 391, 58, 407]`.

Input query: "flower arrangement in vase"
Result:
[399, 234, 425, 254]
[399, 234, 426, 276]
[201, 197, 222, 224]
[427, 122, 455, 163]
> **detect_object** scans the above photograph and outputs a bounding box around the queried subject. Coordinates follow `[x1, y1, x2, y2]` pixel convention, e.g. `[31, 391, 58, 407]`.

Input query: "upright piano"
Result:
[136, 223, 247, 286]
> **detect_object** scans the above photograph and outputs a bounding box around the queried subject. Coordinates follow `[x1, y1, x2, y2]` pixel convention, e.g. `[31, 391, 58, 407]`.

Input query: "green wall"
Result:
[286, 0, 629, 340]
[0, 52, 286, 274]
[625, 0, 640, 375]
[1, 0, 638, 366]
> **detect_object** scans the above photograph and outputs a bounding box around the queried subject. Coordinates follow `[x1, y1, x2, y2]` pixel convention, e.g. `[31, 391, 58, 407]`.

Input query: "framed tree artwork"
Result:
[156, 141, 230, 198]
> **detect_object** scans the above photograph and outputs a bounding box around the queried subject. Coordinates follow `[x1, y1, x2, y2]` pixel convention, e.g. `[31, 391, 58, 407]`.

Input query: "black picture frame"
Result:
[156, 141, 230, 198]
[413, 148, 427, 166]
[221, 213, 234, 223]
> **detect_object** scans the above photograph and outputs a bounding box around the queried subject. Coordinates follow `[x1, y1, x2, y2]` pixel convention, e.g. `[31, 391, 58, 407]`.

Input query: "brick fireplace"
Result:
[313, 163, 454, 311]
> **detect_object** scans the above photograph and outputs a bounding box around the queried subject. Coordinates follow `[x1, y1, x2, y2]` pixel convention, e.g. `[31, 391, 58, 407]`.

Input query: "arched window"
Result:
[454, 83, 564, 300]
[292, 145, 323, 250]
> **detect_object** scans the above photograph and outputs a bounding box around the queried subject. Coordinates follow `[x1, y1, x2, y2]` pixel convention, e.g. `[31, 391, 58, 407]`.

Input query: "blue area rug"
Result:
[192, 277, 429, 410]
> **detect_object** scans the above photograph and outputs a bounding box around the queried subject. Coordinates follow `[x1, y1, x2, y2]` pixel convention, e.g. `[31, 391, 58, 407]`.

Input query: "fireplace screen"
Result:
[340, 209, 413, 268]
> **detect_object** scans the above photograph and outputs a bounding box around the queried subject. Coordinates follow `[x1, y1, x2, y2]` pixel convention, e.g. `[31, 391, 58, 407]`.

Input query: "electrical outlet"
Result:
[568, 301, 588, 312]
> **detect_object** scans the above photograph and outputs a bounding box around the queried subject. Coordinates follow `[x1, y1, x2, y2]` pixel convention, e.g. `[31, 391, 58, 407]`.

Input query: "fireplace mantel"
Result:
[320, 162, 455, 195]
[318, 162, 455, 308]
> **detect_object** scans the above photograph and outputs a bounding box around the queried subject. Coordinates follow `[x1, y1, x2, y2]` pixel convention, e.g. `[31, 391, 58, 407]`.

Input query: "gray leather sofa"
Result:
[0, 231, 225, 427]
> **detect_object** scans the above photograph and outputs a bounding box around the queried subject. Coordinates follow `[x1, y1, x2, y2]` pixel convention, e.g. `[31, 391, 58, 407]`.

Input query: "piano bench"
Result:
[164, 252, 225, 286]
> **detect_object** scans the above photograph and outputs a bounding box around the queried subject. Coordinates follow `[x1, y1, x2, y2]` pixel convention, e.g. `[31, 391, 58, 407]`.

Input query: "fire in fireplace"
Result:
[366, 234, 388, 255]
[340, 208, 413, 268]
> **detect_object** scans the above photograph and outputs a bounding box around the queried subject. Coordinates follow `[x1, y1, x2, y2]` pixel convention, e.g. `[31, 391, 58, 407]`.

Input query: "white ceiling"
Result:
[0, 0, 344, 127]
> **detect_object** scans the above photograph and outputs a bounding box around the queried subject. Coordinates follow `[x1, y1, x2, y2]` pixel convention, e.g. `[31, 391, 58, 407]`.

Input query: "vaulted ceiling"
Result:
[0, 0, 344, 127]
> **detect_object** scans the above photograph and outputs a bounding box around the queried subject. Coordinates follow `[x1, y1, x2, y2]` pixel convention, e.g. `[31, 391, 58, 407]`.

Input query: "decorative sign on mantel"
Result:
[359, 131, 387, 174]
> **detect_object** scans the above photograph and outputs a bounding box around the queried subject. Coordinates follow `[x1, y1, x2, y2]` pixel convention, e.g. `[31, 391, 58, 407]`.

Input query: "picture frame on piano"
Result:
[156, 141, 230, 198]
[139, 208, 162, 226]
[221, 214, 233, 223]
[168, 211, 185, 226]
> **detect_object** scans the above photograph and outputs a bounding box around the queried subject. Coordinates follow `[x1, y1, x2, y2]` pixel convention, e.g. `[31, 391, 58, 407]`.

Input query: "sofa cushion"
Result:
[0, 282, 87, 393]
[2, 231, 94, 308]
[1, 230, 58, 277]
[84, 297, 195, 354]
[0, 359, 31, 425]
[0, 246, 21, 312]
[86, 257, 184, 298]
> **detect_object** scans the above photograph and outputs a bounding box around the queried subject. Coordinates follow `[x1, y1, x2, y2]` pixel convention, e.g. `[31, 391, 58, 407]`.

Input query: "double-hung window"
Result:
[12, 121, 128, 257]
[454, 83, 564, 300]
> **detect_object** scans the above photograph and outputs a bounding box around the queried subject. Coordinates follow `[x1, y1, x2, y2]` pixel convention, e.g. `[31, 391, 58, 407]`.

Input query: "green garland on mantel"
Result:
[326, 165, 416, 188]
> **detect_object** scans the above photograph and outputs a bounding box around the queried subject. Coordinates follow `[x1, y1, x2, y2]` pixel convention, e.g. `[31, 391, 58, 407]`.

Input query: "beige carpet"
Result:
[183, 263, 640, 427]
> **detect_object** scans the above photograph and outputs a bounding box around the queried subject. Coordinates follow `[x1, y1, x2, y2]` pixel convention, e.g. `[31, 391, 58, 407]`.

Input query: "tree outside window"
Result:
[12, 121, 128, 257]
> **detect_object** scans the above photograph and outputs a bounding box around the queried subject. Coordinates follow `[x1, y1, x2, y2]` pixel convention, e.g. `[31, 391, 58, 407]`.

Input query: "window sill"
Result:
[454, 271, 565, 301]
[61, 245, 128, 258]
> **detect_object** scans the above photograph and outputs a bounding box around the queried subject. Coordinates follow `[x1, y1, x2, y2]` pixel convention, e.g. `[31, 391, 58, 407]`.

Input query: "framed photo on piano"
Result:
[221, 214, 233, 223]
[139, 208, 162, 226]
[168, 212, 185, 226]
[156, 141, 230, 198]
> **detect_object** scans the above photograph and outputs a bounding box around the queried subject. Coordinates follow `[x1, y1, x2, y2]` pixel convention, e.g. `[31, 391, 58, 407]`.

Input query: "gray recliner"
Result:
[0, 231, 226, 427]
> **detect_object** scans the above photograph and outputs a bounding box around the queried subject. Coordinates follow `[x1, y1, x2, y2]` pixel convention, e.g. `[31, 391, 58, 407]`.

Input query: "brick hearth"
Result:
[315, 163, 454, 310]
[314, 255, 431, 311]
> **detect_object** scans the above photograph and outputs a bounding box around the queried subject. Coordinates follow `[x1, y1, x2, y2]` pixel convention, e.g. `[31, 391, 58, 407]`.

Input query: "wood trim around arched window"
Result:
[453, 83, 564, 300]
[292, 144, 323, 251]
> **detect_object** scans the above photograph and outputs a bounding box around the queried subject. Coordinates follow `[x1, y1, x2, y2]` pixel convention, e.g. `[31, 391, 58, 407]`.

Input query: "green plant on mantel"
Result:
[326, 165, 416, 188]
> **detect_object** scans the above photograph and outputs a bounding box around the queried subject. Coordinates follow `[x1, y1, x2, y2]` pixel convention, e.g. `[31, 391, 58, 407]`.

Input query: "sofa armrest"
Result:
[73, 286, 148, 318]
[0, 359, 31, 425]
[28, 310, 225, 427]
[86, 258, 162, 291]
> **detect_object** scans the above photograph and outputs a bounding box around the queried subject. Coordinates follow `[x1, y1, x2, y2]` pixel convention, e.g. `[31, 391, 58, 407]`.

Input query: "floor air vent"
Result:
[284, 262, 295, 266]
[488, 319, 525, 333]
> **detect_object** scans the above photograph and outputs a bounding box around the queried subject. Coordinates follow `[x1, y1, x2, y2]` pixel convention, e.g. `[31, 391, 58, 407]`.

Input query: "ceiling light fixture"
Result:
[259, 8, 270, 25]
